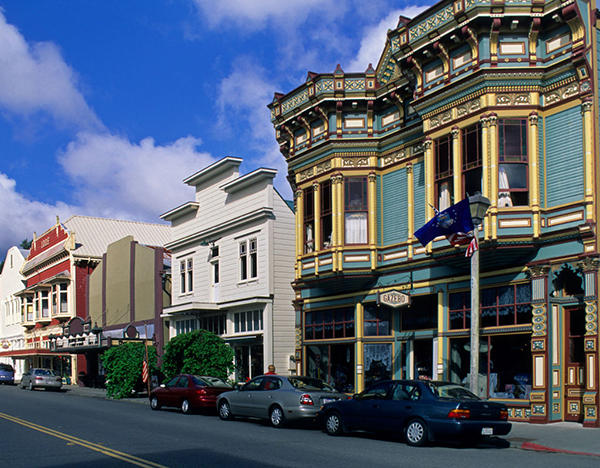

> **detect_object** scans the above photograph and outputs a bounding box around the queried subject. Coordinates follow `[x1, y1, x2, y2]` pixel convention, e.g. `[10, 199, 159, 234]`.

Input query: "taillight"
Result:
[300, 394, 314, 405]
[500, 410, 508, 420]
[196, 388, 207, 395]
[447, 408, 470, 419]
[35, 377, 44, 381]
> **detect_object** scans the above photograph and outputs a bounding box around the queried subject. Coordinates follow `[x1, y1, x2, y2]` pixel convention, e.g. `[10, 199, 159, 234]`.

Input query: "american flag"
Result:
[142, 359, 149, 383]
[465, 236, 478, 258]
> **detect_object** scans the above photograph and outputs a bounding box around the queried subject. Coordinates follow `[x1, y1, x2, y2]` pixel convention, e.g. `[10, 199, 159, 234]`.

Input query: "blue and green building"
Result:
[268, 0, 600, 426]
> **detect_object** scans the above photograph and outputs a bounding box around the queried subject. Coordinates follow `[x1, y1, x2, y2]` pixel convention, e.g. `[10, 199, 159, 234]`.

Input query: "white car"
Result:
[217, 375, 348, 428]
[20, 368, 63, 391]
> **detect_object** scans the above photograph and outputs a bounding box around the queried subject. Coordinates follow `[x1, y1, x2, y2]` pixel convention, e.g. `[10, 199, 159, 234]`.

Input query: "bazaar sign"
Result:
[377, 289, 410, 308]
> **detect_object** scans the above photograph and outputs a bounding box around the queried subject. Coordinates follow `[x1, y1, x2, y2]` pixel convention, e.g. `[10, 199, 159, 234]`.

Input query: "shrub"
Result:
[101, 342, 157, 399]
[162, 330, 233, 380]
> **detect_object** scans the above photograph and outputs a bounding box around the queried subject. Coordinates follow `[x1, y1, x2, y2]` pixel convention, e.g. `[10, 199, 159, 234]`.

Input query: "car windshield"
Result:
[426, 382, 480, 400]
[193, 376, 230, 387]
[34, 369, 55, 376]
[288, 377, 336, 392]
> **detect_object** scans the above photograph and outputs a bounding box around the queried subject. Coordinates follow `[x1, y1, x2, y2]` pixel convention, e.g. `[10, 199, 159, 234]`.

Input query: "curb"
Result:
[521, 442, 600, 458]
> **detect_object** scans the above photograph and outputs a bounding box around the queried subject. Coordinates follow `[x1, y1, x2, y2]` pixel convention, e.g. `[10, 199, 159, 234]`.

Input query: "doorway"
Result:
[564, 306, 586, 422]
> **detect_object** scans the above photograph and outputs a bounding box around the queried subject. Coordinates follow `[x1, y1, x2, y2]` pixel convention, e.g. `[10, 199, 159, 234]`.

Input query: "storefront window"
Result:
[306, 344, 354, 393]
[449, 334, 532, 399]
[401, 295, 437, 331]
[305, 307, 354, 340]
[364, 305, 391, 336]
[364, 343, 392, 388]
[449, 283, 532, 329]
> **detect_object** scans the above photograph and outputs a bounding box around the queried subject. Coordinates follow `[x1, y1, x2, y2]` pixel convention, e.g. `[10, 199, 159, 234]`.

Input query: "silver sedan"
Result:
[20, 368, 63, 391]
[217, 375, 348, 428]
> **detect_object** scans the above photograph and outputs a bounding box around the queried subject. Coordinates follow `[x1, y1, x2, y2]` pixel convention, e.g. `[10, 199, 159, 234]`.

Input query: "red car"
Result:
[150, 374, 232, 414]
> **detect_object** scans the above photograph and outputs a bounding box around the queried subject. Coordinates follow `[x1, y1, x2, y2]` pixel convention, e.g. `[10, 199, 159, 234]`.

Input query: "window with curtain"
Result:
[303, 187, 315, 253]
[320, 179, 333, 249]
[435, 135, 453, 210]
[344, 177, 368, 244]
[499, 119, 528, 206]
[462, 123, 482, 197]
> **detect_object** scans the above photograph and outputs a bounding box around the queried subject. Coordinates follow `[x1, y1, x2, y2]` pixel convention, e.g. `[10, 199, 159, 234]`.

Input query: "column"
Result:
[578, 257, 599, 427]
[368, 171, 377, 270]
[294, 188, 303, 279]
[423, 137, 434, 253]
[313, 182, 320, 275]
[356, 302, 365, 393]
[527, 265, 550, 423]
[488, 113, 498, 240]
[331, 173, 343, 271]
[582, 99, 594, 221]
[529, 112, 540, 238]
[407, 164, 415, 259]
[451, 126, 461, 203]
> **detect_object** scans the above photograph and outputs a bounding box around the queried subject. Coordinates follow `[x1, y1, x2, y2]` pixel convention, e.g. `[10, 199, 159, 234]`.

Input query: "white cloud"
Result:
[348, 6, 430, 72]
[0, 10, 102, 132]
[0, 172, 74, 257]
[191, 0, 339, 30]
[58, 132, 217, 221]
[215, 57, 293, 198]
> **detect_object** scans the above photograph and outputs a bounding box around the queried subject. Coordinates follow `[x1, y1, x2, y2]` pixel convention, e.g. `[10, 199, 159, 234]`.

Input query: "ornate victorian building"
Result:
[269, 0, 600, 426]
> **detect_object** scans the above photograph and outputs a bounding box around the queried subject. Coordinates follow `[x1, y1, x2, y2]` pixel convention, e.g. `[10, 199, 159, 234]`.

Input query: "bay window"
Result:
[462, 123, 482, 197]
[320, 179, 333, 249]
[303, 187, 315, 253]
[344, 177, 367, 244]
[435, 134, 453, 210]
[498, 119, 528, 206]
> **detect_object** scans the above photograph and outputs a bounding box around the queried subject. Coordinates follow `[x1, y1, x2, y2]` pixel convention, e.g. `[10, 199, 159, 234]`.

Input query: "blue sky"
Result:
[0, 0, 428, 258]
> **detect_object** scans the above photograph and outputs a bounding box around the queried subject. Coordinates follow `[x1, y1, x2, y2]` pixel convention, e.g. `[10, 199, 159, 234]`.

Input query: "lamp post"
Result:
[468, 193, 491, 396]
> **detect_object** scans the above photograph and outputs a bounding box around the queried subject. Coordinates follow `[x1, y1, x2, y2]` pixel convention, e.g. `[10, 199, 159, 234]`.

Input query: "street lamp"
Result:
[468, 192, 491, 397]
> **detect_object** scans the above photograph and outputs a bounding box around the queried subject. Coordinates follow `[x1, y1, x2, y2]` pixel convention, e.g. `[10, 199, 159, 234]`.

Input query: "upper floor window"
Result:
[51, 283, 68, 315]
[321, 180, 333, 249]
[175, 318, 197, 336]
[462, 123, 482, 197]
[234, 310, 263, 333]
[435, 135, 453, 210]
[240, 238, 258, 281]
[180, 258, 193, 294]
[303, 187, 315, 253]
[499, 119, 528, 207]
[344, 177, 367, 244]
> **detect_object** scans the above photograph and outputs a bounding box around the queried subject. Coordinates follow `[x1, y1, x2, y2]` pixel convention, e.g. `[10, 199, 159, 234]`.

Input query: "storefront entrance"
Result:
[564, 306, 586, 422]
[234, 343, 263, 382]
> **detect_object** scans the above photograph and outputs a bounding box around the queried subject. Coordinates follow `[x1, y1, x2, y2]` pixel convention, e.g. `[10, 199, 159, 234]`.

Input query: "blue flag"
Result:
[414, 198, 474, 247]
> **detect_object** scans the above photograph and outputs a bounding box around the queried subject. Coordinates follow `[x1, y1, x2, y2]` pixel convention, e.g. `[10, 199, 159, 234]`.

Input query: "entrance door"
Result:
[564, 306, 586, 422]
[211, 260, 219, 302]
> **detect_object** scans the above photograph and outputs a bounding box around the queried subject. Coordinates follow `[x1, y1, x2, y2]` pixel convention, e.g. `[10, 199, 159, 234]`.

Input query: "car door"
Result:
[232, 377, 264, 417]
[251, 377, 283, 419]
[161, 376, 182, 407]
[373, 382, 421, 432]
[345, 381, 395, 430]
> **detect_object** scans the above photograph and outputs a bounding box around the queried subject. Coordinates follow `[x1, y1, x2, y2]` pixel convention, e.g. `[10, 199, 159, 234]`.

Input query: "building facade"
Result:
[0, 246, 28, 381]
[13, 216, 171, 384]
[161, 157, 296, 381]
[269, 0, 600, 426]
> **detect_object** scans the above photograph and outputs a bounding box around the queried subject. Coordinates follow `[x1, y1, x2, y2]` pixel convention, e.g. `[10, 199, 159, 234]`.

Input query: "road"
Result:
[0, 385, 597, 468]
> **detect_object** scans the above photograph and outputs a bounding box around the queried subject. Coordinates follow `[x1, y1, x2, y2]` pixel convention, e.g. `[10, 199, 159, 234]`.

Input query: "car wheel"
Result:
[405, 419, 428, 447]
[181, 399, 192, 414]
[29, 382, 34, 391]
[150, 396, 161, 411]
[218, 400, 234, 421]
[325, 411, 344, 436]
[269, 405, 286, 428]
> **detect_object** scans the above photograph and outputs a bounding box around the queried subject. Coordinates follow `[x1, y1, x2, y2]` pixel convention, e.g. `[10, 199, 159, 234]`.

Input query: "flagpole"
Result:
[144, 322, 151, 397]
[469, 230, 480, 396]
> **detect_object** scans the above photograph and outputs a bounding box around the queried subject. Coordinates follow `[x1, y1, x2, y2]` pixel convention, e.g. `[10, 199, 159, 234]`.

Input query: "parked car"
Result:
[217, 375, 349, 428]
[316, 379, 511, 447]
[20, 368, 62, 391]
[150, 374, 233, 414]
[0, 363, 15, 385]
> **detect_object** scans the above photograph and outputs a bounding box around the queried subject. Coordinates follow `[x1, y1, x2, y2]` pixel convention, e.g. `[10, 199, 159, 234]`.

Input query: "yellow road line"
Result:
[0, 412, 169, 468]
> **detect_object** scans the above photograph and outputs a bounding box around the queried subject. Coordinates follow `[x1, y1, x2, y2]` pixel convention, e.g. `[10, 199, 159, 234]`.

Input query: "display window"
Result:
[306, 344, 355, 393]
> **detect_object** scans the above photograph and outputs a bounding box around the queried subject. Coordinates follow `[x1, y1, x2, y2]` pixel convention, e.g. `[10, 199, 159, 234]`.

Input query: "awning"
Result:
[0, 349, 71, 359]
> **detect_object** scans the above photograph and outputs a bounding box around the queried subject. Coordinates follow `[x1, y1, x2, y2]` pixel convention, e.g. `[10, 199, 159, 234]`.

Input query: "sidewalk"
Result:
[63, 385, 599, 456]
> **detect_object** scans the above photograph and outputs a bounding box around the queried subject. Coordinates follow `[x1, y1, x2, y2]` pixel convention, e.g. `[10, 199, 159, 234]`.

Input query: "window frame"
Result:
[344, 177, 368, 245]
[434, 134, 453, 210]
[498, 118, 529, 207]
[303, 186, 315, 253]
[461, 123, 482, 198]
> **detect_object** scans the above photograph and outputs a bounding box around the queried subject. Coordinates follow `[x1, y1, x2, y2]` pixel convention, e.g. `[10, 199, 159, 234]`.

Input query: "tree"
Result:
[19, 239, 32, 250]
[161, 330, 234, 381]
[101, 342, 157, 399]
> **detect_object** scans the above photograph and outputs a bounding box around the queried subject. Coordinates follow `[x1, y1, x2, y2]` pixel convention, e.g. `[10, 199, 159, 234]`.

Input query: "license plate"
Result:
[481, 427, 493, 435]
[321, 398, 335, 404]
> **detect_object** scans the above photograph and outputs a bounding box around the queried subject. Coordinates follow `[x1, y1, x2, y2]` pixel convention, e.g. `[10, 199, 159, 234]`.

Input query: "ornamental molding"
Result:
[544, 83, 579, 106]
[584, 300, 598, 336]
[342, 157, 370, 167]
[496, 93, 530, 105]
